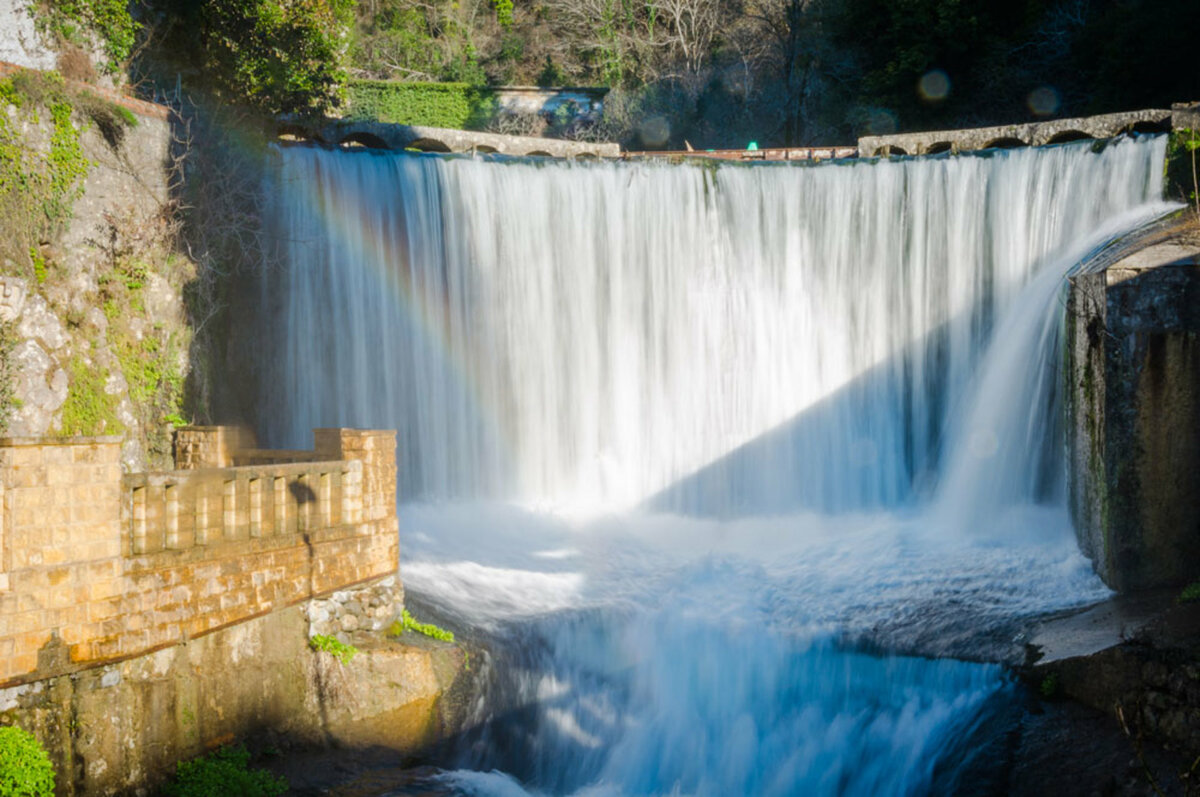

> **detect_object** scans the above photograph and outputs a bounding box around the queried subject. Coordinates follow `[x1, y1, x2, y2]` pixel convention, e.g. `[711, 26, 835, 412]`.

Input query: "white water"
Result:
[257, 136, 1171, 796]
[262, 137, 1166, 516]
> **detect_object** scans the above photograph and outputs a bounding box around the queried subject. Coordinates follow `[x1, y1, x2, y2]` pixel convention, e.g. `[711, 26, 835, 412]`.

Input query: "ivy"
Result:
[0, 71, 92, 283]
[345, 80, 497, 129]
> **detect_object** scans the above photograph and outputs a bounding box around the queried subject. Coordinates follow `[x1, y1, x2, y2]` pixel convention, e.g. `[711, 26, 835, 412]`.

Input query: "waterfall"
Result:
[260, 136, 1166, 517]
[255, 136, 1173, 795]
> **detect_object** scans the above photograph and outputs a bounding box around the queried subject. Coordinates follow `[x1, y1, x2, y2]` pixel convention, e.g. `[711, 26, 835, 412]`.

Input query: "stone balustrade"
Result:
[124, 460, 362, 554]
[0, 427, 400, 686]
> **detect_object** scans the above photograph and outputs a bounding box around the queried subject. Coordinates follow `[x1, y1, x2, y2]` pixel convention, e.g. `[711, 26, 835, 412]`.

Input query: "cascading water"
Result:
[256, 136, 1172, 795]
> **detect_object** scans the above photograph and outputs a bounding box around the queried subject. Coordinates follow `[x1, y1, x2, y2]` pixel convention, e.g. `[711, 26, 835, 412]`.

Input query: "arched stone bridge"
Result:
[857, 108, 1175, 157]
[281, 120, 620, 159]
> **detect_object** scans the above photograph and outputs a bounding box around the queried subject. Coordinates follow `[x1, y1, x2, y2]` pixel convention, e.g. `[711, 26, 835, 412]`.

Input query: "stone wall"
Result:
[1067, 226, 1200, 591]
[0, 426, 463, 796]
[0, 601, 467, 796]
[0, 427, 399, 686]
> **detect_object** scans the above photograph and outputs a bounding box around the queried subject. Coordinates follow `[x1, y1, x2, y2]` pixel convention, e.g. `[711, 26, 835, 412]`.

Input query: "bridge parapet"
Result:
[289, 120, 620, 159]
[858, 108, 1174, 157]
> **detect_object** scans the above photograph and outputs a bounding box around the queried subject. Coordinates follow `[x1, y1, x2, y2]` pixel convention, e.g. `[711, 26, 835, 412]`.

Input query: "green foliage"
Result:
[350, 0, 488, 84]
[98, 251, 186, 456]
[346, 80, 497, 129]
[309, 634, 358, 664]
[0, 323, 17, 435]
[35, 0, 140, 73]
[1039, 672, 1060, 699]
[389, 609, 455, 642]
[0, 726, 55, 797]
[0, 69, 141, 282]
[59, 355, 123, 436]
[493, 0, 514, 30]
[202, 0, 355, 116]
[29, 249, 47, 285]
[1178, 580, 1200, 604]
[1165, 129, 1199, 208]
[162, 745, 286, 797]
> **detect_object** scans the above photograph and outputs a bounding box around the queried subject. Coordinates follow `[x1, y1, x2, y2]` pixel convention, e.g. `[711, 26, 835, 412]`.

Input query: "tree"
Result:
[202, 0, 355, 116]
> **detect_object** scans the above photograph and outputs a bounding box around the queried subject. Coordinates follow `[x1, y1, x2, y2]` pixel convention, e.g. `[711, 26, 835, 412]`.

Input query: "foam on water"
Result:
[256, 136, 1172, 795]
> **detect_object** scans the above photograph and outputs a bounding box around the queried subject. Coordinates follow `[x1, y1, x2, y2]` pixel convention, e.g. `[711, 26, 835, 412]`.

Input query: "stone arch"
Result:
[1045, 130, 1093, 145]
[1122, 119, 1171, 136]
[882, 145, 908, 157]
[574, 152, 599, 160]
[277, 124, 323, 146]
[526, 150, 553, 158]
[338, 132, 390, 150]
[984, 137, 1026, 150]
[925, 141, 953, 155]
[408, 137, 452, 153]
[472, 145, 499, 154]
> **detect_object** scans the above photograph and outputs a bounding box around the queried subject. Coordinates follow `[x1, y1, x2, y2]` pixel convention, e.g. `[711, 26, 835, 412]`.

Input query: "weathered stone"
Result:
[1066, 222, 1200, 591]
[310, 120, 619, 159]
[859, 107, 1173, 157]
[0, 276, 28, 321]
[16, 293, 69, 351]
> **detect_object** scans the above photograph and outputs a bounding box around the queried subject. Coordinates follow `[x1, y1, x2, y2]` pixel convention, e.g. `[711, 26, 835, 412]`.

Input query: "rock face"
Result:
[1067, 221, 1200, 591]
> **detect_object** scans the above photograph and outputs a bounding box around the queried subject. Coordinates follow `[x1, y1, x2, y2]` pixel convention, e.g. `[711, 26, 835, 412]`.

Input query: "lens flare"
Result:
[918, 70, 951, 102]
[1028, 86, 1061, 117]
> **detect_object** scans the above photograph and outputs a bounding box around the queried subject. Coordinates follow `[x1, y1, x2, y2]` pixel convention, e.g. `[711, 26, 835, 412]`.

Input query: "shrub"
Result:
[0, 726, 55, 797]
[345, 81, 497, 129]
[162, 745, 286, 797]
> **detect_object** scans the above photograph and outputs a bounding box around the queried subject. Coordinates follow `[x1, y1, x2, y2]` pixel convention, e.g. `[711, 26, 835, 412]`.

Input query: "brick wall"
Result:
[0, 428, 400, 686]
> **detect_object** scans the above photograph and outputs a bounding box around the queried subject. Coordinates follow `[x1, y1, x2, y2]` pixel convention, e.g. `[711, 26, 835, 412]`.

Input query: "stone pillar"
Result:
[313, 429, 398, 522]
[0, 436, 123, 680]
[173, 426, 256, 469]
[1067, 243, 1200, 592]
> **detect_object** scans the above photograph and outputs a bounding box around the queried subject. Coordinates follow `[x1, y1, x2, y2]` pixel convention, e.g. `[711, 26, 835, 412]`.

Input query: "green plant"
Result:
[1178, 580, 1200, 604]
[0, 322, 17, 435]
[493, 0, 514, 29]
[1165, 128, 1199, 219]
[0, 726, 55, 797]
[162, 745, 286, 797]
[1039, 672, 1060, 699]
[345, 80, 498, 129]
[0, 69, 99, 283]
[202, 0, 356, 116]
[389, 609, 455, 642]
[34, 0, 140, 74]
[58, 355, 123, 436]
[309, 634, 358, 664]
